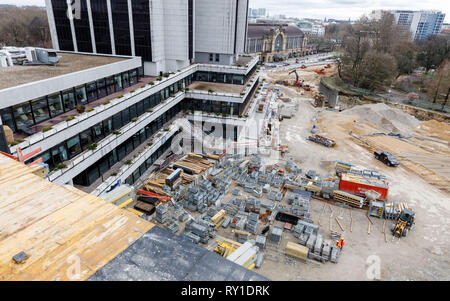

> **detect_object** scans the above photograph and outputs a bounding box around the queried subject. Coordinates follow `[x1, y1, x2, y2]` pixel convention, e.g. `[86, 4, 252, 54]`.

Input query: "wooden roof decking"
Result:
[0, 155, 154, 281]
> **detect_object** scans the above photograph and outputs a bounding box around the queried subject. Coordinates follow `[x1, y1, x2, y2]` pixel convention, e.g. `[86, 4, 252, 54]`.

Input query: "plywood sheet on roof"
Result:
[0, 155, 154, 281]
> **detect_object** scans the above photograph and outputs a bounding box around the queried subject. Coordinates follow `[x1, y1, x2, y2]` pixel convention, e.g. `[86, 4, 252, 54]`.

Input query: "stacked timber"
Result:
[134, 201, 155, 215]
[285, 241, 309, 261]
[172, 153, 214, 175]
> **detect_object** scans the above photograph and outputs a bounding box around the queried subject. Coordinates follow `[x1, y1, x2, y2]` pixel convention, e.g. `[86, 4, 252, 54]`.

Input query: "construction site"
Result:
[1, 58, 449, 282]
[89, 59, 449, 280]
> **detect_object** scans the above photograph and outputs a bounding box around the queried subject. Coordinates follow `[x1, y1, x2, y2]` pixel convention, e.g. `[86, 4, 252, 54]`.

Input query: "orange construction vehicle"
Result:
[315, 69, 326, 75]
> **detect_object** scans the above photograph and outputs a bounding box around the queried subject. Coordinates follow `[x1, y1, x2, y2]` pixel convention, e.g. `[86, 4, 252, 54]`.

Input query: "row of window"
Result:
[1, 69, 138, 134]
[286, 37, 303, 50]
[209, 53, 221, 62]
[2, 66, 255, 138]
[124, 135, 175, 186]
[25, 78, 186, 171]
[72, 109, 180, 187]
[194, 71, 245, 85]
[247, 39, 263, 53]
[183, 99, 240, 116]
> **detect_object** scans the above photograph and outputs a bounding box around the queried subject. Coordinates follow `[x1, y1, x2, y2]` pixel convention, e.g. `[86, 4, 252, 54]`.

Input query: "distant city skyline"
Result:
[0, 0, 448, 23]
[249, 0, 449, 23]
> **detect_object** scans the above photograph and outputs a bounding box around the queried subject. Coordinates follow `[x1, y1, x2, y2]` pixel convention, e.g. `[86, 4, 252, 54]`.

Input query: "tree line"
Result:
[325, 12, 449, 95]
[0, 5, 51, 48]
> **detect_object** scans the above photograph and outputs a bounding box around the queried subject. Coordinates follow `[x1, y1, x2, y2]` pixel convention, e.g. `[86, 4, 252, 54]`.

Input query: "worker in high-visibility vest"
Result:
[336, 237, 346, 250]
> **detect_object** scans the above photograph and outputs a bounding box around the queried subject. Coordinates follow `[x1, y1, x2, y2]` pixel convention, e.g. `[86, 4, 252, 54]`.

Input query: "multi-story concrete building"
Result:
[371, 9, 446, 41]
[46, 0, 249, 75]
[0, 0, 260, 196]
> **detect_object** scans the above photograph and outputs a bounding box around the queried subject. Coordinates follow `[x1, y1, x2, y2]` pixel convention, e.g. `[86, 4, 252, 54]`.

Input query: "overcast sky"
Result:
[1, 0, 449, 22]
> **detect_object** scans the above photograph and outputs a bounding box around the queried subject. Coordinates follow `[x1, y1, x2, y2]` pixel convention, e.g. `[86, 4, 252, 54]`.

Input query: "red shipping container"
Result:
[339, 173, 388, 200]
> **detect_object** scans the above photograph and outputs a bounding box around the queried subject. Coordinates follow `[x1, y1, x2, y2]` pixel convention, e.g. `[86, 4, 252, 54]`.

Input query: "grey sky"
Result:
[1, 0, 448, 22]
[249, 0, 449, 22]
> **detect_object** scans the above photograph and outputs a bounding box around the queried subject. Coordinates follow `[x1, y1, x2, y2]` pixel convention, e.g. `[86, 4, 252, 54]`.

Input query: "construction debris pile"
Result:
[120, 147, 415, 272]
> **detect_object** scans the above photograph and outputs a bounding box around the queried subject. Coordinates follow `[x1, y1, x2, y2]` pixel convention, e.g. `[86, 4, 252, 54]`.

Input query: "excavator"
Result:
[288, 69, 304, 87]
[391, 208, 415, 237]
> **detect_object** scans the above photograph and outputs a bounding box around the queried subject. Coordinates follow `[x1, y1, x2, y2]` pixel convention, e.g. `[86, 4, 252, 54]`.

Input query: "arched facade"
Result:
[246, 24, 313, 63]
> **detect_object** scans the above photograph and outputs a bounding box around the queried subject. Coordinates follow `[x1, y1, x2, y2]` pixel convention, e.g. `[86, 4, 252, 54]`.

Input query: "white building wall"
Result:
[235, 0, 249, 55]
[45, 0, 59, 50]
[195, 0, 235, 55]
[146, 0, 189, 75]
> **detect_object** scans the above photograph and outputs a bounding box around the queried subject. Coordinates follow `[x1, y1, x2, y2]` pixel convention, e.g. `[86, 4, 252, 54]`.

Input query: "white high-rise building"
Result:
[46, 0, 249, 75]
[371, 9, 446, 41]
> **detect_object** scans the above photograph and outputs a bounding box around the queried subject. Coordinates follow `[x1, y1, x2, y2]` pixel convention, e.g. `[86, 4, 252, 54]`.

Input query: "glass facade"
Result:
[72, 111, 179, 187]
[91, 0, 112, 54]
[51, 0, 74, 51]
[73, 0, 93, 52]
[1, 68, 139, 134]
[25, 78, 185, 173]
[111, 0, 132, 56]
[188, 0, 194, 60]
[124, 136, 175, 186]
[183, 99, 240, 116]
[132, 0, 152, 61]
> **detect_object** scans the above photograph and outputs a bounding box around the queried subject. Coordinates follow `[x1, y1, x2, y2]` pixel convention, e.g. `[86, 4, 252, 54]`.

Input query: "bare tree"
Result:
[428, 59, 450, 103]
[0, 5, 51, 47]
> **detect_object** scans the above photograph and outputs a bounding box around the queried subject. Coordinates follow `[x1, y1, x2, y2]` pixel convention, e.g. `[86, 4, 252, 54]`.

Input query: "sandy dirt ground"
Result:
[249, 79, 450, 280]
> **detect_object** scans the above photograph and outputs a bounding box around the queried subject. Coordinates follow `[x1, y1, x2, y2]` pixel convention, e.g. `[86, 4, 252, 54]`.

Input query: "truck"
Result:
[374, 151, 399, 167]
[307, 134, 336, 147]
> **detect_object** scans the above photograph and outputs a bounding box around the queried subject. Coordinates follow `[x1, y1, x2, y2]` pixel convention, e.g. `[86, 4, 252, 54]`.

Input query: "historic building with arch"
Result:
[246, 23, 314, 62]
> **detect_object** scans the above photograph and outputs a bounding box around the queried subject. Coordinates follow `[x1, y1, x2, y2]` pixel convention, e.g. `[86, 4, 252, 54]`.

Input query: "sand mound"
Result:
[419, 119, 450, 141]
[343, 103, 420, 134]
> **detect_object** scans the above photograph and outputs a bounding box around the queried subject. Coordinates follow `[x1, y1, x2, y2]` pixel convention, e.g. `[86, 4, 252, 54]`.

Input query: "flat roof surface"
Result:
[89, 226, 269, 281]
[0, 52, 127, 91]
[0, 154, 154, 281]
[188, 81, 245, 94]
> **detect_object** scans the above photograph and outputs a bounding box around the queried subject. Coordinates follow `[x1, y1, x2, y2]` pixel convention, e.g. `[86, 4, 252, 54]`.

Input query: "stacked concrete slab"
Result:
[270, 226, 283, 245]
[156, 204, 168, 224]
[246, 212, 259, 234]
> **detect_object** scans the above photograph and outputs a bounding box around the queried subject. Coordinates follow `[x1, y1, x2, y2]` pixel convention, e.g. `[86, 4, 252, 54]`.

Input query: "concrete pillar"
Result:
[127, 0, 135, 56]
[66, 0, 78, 52]
[106, 0, 116, 54]
[86, 0, 97, 53]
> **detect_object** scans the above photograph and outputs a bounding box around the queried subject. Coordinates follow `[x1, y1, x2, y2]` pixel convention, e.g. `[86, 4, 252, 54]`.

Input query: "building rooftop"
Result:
[0, 52, 127, 91]
[248, 23, 304, 39]
[188, 81, 246, 94]
[90, 226, 269, 281]
[0, 154, 268, 281]
[0, 154, 154, 280]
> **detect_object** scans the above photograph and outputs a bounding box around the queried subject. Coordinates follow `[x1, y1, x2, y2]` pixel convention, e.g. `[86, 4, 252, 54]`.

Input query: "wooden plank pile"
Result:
[172, 153, 214, 175]
[285, 242, 308, 261]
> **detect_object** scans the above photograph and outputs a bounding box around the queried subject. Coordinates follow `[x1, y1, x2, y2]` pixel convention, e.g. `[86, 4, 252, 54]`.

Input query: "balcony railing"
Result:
[91, 123, 180, 196]
[10, 61, 260, 156]
[49, 92, 185, 185]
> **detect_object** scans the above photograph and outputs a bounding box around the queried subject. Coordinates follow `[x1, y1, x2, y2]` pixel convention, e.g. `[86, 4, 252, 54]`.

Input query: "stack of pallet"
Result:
[142, 181, 171, 197]
[285, 241, 309, 261]
[172, 153, 214, 175]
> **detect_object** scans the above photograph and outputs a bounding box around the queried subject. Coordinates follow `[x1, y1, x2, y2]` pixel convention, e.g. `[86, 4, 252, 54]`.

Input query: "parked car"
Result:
[374, 151, 399, 167]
